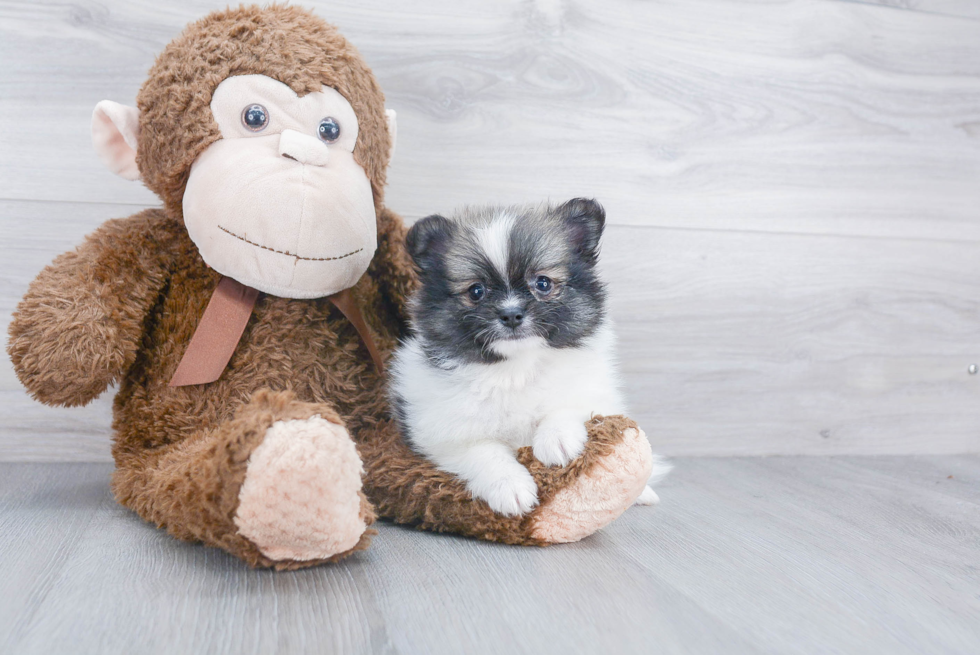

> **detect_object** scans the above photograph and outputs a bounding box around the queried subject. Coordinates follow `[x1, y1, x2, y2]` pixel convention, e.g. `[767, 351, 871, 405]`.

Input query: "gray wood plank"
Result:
[606, 225, 980, 456]
[618, 455, 980, 654]
[3, 199, 978, 459]
[355, 520, 764, 655]
[1, 458, 978, 654]
[0, 0, 979, 240]
[0, 464, 115, 652]
[838, 0, 980, 20]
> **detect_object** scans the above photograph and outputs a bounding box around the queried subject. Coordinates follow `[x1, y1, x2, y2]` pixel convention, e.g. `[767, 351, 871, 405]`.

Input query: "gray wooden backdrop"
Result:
[1, 0, 978, 460]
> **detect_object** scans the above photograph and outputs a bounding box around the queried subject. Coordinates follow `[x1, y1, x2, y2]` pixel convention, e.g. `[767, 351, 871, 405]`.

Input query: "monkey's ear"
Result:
[91, 100, 141, 181]
[385, 109, 398, 162]
[557, 198, 606, 265]
[405, 214, 455, 271]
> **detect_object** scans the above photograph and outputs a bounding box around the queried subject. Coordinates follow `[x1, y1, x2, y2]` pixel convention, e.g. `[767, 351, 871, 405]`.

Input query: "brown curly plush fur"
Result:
[7, 5, 647, 568]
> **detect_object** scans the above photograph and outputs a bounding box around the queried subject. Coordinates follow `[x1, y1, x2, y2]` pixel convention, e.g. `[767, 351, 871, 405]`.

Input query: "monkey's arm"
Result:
[7, 209, 178, 407]
[369, 206, 418, 332]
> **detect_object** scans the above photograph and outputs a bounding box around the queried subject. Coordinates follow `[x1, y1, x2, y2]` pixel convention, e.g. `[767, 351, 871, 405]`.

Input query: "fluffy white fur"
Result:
[391, 320, 635, 516]
[473, 213, 515, 277]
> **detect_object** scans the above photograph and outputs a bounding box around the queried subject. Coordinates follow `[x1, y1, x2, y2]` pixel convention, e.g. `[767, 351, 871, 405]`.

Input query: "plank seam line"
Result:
[830, 0, 980, 23]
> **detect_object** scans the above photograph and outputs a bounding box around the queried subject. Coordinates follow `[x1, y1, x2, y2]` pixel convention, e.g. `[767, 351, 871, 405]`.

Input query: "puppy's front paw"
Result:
[533, 417, 588, 467]
[479, 471, 539, 517]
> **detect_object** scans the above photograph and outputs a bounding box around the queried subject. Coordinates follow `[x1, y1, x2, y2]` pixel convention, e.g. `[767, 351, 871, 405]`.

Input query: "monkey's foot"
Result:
[527, 422, 653, 543]
[234, 415, 371, 561]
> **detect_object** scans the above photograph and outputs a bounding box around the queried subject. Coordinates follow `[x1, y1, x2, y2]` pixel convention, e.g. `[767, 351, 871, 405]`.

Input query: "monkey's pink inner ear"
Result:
[385, 109, 397, 161]
[91, 100, 141, 181]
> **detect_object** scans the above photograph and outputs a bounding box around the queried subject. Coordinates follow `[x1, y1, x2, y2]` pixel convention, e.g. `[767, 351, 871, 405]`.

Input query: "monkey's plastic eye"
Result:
[242, 104, 269, 132]
[467, 283, 486, 302]
[534, 276, 553, 295]
[318, 117, 341, 143]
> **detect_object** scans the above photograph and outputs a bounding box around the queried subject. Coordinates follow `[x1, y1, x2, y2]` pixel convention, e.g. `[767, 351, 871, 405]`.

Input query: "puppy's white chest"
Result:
[388, 323, 624, 456]
[465, 352, 543, 400]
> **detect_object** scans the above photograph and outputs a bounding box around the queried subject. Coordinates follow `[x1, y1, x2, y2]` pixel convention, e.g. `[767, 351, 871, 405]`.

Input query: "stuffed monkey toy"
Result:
[7, 5, 654, 569]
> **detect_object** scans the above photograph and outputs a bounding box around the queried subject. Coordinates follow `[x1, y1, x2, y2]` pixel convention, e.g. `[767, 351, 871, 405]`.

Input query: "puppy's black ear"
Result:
[557, 198, 605, 265]
[406, 214, 456, 271]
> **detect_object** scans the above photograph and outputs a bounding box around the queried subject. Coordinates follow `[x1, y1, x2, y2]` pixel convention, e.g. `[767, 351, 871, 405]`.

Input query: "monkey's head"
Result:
[90, 5, 396, 299]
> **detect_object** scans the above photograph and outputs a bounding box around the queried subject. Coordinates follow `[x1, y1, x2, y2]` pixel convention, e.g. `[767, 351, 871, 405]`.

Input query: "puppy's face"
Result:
[406, 198, 607, 364]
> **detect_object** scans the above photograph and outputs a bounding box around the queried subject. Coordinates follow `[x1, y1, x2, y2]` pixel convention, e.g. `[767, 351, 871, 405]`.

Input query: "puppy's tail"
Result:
[635, 455, 673, 506]
[647, 454, 673, 486]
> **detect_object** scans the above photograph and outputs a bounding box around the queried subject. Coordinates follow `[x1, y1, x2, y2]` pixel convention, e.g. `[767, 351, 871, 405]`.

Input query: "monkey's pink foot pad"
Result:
[234, 416, 368, 561]
[530, 425, 654, 543]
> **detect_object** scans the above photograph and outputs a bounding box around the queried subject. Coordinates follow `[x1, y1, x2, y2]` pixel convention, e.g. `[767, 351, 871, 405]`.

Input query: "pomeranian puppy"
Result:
[388, 198, 668, 516]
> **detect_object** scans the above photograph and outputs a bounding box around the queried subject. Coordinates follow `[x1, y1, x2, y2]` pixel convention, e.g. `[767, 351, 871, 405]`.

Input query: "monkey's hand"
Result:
[7, 210, 175, 407]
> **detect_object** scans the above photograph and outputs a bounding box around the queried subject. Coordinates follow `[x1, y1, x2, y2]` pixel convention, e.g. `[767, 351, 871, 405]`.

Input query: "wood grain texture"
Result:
[1, 457, 977, 654]
[607, 225, 980, 455]
[1, 0, 979, 459]
[0, 0, 979, 239]
[840, 0, 980, 20]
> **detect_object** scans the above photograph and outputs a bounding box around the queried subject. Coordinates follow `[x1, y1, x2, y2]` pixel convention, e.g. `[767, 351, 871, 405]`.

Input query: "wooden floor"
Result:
[2, 456, 977, 655]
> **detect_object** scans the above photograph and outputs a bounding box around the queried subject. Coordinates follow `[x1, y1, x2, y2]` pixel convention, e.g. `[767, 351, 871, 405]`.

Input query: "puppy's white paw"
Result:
[634, 485, 660, 506]
[533, 416, 588, 467]
[478, 470, 540, 517]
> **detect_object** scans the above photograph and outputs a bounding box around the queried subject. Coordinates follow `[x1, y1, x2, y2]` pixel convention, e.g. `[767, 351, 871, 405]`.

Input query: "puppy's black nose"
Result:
[499, 308, 524, 328]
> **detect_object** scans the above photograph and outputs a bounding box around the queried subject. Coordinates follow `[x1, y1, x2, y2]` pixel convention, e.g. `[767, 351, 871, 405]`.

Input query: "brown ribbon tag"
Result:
[169, 277, 384, 387]
[327, 288, 386, 375]
[169, 277, 260, 387]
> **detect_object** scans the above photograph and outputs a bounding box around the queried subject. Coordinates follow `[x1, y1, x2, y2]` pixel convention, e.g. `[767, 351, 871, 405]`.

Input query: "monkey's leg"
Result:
[357, 415, 652, 545]
[112, 390, 375, 569]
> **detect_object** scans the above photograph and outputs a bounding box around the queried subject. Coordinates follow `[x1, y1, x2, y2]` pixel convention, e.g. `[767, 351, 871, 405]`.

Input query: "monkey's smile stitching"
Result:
[218, 225, 363, 261]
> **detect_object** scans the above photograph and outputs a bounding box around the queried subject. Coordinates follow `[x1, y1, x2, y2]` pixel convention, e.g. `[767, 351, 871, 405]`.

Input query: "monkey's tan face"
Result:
[181, 74, 377, 298]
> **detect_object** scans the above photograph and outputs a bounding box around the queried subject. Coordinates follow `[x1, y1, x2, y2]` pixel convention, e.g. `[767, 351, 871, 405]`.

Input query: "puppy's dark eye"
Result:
[467, 283, 486, 302]
[242, 104, 269, 131]
[318, 117, 341, 142]
[534, 276, 553, 295]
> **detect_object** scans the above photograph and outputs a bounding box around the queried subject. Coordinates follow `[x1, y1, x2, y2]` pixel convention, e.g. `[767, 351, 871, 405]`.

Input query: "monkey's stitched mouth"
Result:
[218, 225, 363, 262]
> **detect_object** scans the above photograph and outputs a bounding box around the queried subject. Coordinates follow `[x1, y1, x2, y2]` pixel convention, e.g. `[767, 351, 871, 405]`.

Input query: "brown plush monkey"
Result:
[7, 5, 654, 569]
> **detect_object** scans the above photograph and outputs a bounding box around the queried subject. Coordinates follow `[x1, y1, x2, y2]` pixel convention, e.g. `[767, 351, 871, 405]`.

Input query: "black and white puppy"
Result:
[389, 199, 666, 516]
